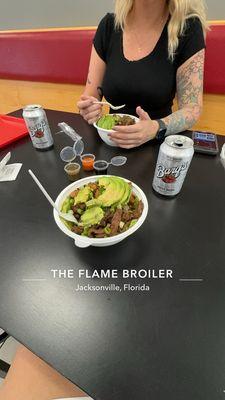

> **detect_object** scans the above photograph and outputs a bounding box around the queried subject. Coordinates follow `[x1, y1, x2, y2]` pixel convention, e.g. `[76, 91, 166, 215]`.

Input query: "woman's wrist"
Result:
[150, 120, 159, 138]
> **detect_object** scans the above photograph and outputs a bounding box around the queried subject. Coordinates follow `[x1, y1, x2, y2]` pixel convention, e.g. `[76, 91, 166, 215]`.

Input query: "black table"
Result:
[1, 109, 225, 400]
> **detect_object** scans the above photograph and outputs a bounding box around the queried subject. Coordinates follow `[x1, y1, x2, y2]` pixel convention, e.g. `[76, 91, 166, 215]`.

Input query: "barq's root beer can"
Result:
[23, 105, 54, 150]
[152, 135, 194, 196]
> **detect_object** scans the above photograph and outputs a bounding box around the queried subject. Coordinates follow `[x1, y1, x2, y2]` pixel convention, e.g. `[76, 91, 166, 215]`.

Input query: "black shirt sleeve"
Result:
[93, 13, 114, 63]
[176, 17, 206, 67]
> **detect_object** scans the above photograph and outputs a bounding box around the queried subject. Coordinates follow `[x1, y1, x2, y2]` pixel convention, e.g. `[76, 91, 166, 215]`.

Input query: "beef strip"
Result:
[128, 193, 136, 206]
[94, 188, 100, 198]
[110, 208, 122, 236]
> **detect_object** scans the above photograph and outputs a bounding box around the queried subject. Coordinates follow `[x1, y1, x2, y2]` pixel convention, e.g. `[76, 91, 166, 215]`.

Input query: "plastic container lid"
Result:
[60, 146, 76, 163]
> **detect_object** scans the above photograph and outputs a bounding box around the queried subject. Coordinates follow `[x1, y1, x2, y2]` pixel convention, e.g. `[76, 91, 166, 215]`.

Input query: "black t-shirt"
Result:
[93, 13, 205, 119]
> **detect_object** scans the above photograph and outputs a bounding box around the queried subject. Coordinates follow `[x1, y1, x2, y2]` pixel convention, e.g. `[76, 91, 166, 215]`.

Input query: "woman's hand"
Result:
[77, 95, 102, 124]
[109, 106, 159, 149]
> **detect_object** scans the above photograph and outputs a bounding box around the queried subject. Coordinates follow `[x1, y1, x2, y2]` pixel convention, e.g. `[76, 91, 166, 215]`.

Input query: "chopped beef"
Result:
[88, 182, 98, 191]
[101, 210, 114, 225]
[99, 218, 107, 228]
[110, 208, 122, 236]
[88, 227, 106, 238]
[128, 193, 136, 206]
[70, 189, 80, 198]
[94, 188, 100, 198]
[72, 203, 86, 215]
[72, 225, 84, 235]
[122, 210, 133, 223]
[116, 115, 135, 126]
[77, 202, 86, 210]
[133, 200, 144, 219]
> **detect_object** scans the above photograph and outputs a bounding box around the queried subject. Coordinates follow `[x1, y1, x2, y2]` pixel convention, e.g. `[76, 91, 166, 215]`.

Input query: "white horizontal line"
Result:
[22, 278, 47, 282]
[179, 278, 203, 282]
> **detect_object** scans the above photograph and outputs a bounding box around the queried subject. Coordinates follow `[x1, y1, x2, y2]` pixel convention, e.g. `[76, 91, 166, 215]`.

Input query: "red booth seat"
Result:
[204, 25, 225, 94]
[0, 24, 224, 93]
[0, 29, 95, 85]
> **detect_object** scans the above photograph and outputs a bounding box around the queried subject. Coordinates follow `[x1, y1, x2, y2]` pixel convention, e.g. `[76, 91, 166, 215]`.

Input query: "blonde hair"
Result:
[114, 0, 207, 60]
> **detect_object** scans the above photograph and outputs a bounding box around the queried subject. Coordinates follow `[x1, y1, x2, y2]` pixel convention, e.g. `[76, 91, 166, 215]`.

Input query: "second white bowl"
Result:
[93, 114, 139, 147]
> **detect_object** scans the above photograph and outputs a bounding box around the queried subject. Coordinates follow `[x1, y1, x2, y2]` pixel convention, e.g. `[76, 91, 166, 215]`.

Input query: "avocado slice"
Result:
[98, 177, 111, 187]
[120, 181, 131, 205]
[88, 177, 124, 207]
[80, 206, 104, 226]
[110, 177, 129, 205]
[74, 186, 91, 205]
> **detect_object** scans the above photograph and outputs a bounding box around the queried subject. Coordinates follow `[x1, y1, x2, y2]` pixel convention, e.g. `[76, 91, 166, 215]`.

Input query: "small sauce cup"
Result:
[94, 160, 108, 175]
[81, 154, 95, 171]
[64, 162, 81, 181]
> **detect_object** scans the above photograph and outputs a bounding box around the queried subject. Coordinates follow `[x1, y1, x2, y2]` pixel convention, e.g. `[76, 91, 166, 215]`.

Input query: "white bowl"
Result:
[93, 114, 139, 147]
[53, 175, 148, 248]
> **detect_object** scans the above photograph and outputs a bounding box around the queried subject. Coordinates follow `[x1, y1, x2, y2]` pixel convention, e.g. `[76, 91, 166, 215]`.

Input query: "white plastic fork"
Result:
[93, 101, 126, 110]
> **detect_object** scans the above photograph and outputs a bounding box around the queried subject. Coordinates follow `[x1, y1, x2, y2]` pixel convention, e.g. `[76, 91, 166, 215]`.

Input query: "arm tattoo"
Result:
[163, 49, 205, 135]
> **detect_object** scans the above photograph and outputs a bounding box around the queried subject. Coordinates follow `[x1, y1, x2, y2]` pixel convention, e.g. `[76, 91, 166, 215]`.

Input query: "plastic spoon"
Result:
[93, 101, 126, 110]
[28, 169, 81, 225]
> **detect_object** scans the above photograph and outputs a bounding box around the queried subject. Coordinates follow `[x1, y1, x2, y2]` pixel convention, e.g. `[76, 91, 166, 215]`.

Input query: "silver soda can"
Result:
[152, 135, 194, 196]
[23, 105, 54, 150]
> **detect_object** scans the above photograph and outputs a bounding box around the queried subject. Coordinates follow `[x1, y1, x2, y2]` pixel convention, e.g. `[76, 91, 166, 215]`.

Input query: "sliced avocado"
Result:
[120, 181, 131, 205]
[61, 198, 71, 213]
[98, 177, 111, 187]
[81, 206, 104, 226]
[97, 115, 120, 130]
[74, 186, 91, 205]
[110, 177, 128, 205]
[86, 177, 128, 208]
[93, 178, 121, 207]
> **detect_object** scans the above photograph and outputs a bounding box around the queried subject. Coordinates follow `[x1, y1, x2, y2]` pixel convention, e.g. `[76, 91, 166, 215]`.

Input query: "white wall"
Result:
[0, 0, 224, 31]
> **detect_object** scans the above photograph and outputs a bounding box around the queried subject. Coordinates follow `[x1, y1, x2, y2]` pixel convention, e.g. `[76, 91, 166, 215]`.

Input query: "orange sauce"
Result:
[82, 156, 95, 171]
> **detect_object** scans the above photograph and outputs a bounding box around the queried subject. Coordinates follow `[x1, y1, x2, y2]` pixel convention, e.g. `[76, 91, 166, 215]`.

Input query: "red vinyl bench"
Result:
[0, 24, 224, 94]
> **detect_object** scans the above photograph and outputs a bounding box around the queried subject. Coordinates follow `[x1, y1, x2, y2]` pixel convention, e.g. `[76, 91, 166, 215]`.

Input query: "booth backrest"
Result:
[0, 24, 224, 93]
[204, 24, 225, 94]
[0, 29, 95, 85]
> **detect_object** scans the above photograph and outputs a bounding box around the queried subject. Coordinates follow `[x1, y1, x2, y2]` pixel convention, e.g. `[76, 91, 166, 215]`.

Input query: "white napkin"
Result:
[0, 152, 22, 182]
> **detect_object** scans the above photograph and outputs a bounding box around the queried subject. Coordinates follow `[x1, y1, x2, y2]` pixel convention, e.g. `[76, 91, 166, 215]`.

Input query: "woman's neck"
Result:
[128, 0, 168, 29]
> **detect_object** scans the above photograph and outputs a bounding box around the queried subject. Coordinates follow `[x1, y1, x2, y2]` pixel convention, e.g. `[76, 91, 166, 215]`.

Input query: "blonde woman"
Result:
[78, 0, 207, 148]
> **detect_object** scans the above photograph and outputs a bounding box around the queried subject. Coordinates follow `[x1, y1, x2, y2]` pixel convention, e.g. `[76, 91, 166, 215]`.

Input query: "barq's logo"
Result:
[157, 162, 189, 179]
[30, 120, 47, 137]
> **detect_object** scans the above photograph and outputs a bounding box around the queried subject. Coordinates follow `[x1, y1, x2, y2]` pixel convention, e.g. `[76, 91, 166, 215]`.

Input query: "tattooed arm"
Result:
[110, 49, 205, 149]
[162, 49, 205, 134]
[77, 46, 106, 124]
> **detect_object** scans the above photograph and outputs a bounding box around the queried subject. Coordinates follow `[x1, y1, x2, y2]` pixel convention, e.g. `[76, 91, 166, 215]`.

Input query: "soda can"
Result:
[152, 135, 194, 196]
[23, 105, 54, 150]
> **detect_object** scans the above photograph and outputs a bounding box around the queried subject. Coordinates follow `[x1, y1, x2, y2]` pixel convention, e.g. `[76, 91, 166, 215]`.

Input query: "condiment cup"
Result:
[94, 160, 108, 175]
[64, 162, 81, 181]
[81, 153, 95, 171]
